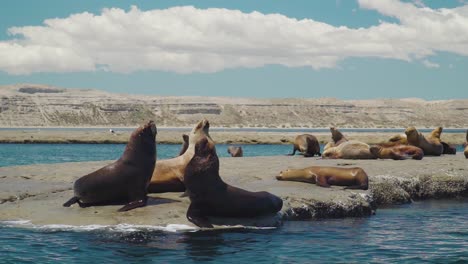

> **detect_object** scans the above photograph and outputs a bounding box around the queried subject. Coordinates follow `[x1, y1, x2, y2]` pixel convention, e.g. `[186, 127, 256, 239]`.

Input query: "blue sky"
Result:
[1, 0, 467, 99]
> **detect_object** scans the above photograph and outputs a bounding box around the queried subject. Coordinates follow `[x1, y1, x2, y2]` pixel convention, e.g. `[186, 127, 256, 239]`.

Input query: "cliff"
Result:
[1, 84, 468, 128]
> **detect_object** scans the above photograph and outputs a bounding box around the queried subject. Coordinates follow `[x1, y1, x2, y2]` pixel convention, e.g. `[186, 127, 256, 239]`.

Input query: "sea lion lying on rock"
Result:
[276, 166, 368, 190]
[148, 119, 211, 193]
[227, 146, 243, 157]
[405, 127, 443, 156]
[322, 140, 376, 160]
[184, 134, 283, 228]
[369, 145, 424, 160]
[63, 121, 157, 212]
[288, 134, 321, 157]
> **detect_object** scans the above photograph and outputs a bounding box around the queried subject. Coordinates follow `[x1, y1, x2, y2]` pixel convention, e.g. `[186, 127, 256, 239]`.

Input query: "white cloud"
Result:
[1, 2, 468, 74]
[422, 59, 440, 68]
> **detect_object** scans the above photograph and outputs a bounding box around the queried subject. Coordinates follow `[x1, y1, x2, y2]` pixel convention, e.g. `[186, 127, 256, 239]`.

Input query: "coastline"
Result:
[0, 129, 466, 145]
[1, 154, 467, 228]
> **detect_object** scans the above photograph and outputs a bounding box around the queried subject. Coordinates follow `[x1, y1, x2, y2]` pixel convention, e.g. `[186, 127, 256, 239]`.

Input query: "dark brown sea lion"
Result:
[288, 134, 321, 157]
[324, 127, 348, 151]
[227, 146, 243, 157]
[405, 127, 443, 156]
[276, 166, 368, 190]
[322, 140, 376, 160]
[63, 121, 157, 212]
[441, 141, 457, 155]
[184, 135, 283, 228]
[148, 119, 211, 193]
[178, 134, 189, 156]
[464, 130, 468, 158]
[370, 145, 424, 160]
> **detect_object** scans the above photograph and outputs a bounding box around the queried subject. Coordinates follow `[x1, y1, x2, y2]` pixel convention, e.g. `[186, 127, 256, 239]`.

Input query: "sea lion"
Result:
[405, 127, 443, 156]
[184, 135, 283, 228]
[178, 134, 189, 156]
[369, 145, 424, 160]
[441, 141, 456, 155]
[464, 130, 468, 158]
[63, 120, 157, 212]
[388, 133, 408, 145]
[148, 119, 211, 193]
[276, 166, 368, 190]
[322, 140, 376, 160]
[227, 146, 243, 157]
[324, 127, 348, 151]
[288, 134, 321, 157]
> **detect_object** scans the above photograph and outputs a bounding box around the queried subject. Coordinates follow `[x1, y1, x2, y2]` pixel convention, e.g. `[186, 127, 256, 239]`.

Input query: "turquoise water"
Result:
[1, 199, 467, 263]
[0, 143, 293, 167]
[0, 143, 465, 168]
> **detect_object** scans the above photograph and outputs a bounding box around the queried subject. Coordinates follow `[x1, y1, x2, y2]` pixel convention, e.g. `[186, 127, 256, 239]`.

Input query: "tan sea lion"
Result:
[288, 134, 321, 157]
[322, 140, 376, 160]
[464, 130, 468, 158]
[276, 166, 368, 190]
[227, 146, 243, 157]
[147, 119, 211, 193]
[184, 134, 283, 228]
[63, 121, 157, 212]
[405, 127, 443, 156]
[370, 145, 424, 160]
[178, 134, 189, 156]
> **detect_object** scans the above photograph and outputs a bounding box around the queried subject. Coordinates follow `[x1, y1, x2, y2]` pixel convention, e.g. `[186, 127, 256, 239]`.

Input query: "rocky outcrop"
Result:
[1, 155, 467, 228]
[1, 83, 468, 128]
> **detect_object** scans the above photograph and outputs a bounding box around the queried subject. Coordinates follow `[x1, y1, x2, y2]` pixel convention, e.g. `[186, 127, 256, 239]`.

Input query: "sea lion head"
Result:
[430, 127, 443, 140]
[330, 127, 346, 144]
[189, 119, 212, 145]
[405, 126, 417, 135]
[124, 120, 157, 158]
[276, 169, 299, 180]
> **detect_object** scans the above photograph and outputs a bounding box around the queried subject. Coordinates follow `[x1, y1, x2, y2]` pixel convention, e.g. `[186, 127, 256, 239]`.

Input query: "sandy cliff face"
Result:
[1, 84, 467, 128]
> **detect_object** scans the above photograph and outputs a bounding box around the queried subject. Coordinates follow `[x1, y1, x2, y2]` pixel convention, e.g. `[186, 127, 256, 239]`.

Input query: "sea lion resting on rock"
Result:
[370, 145, 424, 160]
[184, 134, 283, 228]
[63, 121, 157, 212]
[227, 146, 243, 157]
[322, 140, 376, 160]
[288, 134, 321, 157]
[148, 119, 211, 193]
[405, 127, 443, 156]
[276, 166, 368, 190]
[178, 134, 189, 156]
[324, 127, 348, 151]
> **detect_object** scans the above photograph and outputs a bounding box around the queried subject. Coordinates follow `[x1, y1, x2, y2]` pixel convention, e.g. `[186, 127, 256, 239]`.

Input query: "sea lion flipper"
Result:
[187, 203, 213, 228]
[117, 198, 147, 212]
[315, 175, 330, 188]
[63, 196, 79, 207]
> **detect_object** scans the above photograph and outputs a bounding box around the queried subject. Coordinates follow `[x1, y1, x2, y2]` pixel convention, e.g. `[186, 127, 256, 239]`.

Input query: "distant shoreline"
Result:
[0, 129, 465, 145]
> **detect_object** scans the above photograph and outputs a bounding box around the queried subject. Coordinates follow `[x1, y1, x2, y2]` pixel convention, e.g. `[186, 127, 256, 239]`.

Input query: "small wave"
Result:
[0, 220, 197, 233]
[0, 220, 277, 232]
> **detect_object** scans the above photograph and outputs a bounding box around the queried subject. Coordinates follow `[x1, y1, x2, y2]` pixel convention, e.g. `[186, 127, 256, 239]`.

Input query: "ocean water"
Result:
[1, 199, 467, 263]
[0, 143, 465, 168]
[0, 143, 295, 167]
